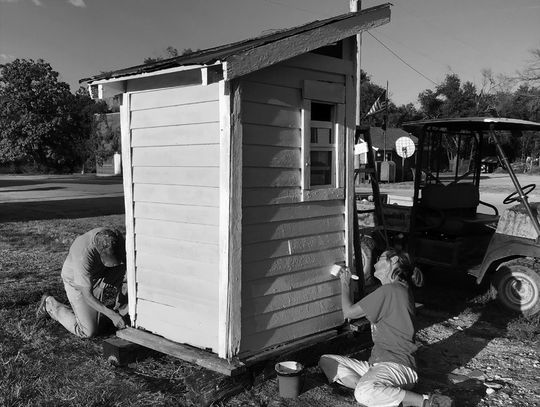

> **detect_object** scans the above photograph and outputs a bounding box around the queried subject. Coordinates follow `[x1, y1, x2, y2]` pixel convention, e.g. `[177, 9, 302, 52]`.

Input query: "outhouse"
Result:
[83, 4, 391, 374]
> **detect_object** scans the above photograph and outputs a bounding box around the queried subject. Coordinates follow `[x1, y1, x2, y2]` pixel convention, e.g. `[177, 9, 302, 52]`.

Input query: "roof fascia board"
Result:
[225, 5, 390, 80]
[87, 63, 222, 85]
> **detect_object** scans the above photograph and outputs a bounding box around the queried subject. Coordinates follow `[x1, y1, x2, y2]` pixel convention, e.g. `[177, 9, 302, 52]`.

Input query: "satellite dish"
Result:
[395, 136, 415, 158]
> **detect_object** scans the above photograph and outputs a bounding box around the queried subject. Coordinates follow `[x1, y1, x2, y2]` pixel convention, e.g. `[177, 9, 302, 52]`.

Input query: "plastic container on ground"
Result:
[275, 361, 304, 398]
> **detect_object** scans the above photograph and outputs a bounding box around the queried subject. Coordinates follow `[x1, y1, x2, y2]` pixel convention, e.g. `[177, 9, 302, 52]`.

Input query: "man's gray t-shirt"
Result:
[61, 227, 122, 290]
[359, 282, 417, 369]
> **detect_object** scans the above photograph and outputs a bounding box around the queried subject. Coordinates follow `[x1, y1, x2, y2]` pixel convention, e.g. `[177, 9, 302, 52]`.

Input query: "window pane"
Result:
[311, 128, 332, 145]
[311, 102, 333, 122]
[311, 128, 317, 144]
[310, 151, 332, 185]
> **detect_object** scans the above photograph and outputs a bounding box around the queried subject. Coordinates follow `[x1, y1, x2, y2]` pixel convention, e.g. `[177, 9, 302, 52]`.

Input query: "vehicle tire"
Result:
[493, 258, 540, 317]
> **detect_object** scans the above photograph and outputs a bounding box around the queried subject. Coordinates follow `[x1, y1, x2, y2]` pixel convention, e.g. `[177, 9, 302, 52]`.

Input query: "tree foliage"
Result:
[93, 111, 121, 166]
[519, 47, 540, 85]
[0, 59, 106, 172]
[413, 69, 540, 161]
[143, 46, 200, 64]
[360, 71, 422, 129]
[418, 74, 479, 118]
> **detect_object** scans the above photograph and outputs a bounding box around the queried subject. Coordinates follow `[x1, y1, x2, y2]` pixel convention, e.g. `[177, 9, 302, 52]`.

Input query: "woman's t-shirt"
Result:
[359, 282, 417, 369]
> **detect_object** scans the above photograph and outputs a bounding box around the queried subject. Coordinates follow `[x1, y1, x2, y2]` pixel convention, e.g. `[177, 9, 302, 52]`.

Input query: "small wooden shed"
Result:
[83, 4, 390, 373]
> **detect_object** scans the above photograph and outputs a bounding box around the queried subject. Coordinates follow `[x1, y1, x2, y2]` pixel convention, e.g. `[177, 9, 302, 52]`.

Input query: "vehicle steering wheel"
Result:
[503, 183, 536, 204]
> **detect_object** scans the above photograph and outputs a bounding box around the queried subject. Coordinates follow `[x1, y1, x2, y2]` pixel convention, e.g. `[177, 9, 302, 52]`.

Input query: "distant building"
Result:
[356, 127, 417, 182]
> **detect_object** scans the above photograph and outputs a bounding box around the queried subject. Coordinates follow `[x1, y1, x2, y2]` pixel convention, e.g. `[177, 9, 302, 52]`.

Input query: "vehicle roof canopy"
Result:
[402, 117, 540, 133]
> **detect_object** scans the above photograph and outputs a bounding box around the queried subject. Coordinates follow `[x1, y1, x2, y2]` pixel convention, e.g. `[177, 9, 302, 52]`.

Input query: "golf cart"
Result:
[376, 117, 540, 316]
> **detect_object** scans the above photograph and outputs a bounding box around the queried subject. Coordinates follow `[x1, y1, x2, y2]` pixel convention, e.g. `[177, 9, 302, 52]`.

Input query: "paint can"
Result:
[275, 361, 304, 398]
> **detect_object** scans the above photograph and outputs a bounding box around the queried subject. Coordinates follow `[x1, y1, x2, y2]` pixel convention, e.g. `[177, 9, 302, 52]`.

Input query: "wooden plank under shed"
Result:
[117, 327, 246, 376]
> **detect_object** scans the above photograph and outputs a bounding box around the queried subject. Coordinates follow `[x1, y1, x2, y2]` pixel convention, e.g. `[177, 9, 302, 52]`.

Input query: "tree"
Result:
[93, 109, 121, 167]
[518, 47, 540, 85]
[359, 71, 422, 128]
[70, 87, 109, 172]
[418, 73, 479, 118]
[416, 74, 482, 163]
[388, 103, 422, 127]
[359, 70, 386, 128]
[0, 59, 104, 172]
[143, 46, 200, 64]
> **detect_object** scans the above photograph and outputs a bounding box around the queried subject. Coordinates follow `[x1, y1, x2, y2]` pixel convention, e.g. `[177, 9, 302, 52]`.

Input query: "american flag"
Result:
[365, 90, 387, 117]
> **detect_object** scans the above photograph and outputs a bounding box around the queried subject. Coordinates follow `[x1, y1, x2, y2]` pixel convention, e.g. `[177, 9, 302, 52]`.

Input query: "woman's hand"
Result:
[111, 312, 127, 329]
[340, 266, 351, 287]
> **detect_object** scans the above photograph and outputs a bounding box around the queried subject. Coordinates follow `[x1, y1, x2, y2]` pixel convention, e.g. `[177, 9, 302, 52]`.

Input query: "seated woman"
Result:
[319, 249, 453, 407]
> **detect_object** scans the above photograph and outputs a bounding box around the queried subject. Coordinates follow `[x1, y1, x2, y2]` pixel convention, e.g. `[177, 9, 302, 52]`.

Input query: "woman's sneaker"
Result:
[36, 294, 50, 319]
[423, 394, 454, 407]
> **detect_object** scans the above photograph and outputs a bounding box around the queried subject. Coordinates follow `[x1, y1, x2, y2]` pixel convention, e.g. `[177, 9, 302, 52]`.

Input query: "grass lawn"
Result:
[1, 209, 539, 406]
[0, 216, 202, 407]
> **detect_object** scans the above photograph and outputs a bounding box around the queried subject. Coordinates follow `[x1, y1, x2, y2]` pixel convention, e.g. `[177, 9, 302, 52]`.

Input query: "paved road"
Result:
[357, 173, 540, 215]
[0, 174, 123, 203]
[2, 172, 540, 222]
[0, 174, 124, 222]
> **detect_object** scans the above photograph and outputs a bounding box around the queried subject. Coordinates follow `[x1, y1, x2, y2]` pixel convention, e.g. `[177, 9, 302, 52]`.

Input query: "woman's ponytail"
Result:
[386, 249, 423, 287]
[411, 266, 424, 287]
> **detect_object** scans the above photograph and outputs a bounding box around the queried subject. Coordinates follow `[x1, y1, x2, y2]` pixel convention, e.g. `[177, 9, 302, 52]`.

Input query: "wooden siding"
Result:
[129, 83, 220, 352]
[239, 54, 349, 355]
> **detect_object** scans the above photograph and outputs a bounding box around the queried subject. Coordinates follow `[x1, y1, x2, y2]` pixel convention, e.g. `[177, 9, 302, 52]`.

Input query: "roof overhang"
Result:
[87, 63, 222, 99]
[82, 4, 390, 98]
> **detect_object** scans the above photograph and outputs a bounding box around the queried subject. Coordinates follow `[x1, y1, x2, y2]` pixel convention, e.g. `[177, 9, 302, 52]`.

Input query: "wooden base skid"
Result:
[116, 327, 245, 376]
[113, 326, 373, 406]
[102, 337, 144, 366]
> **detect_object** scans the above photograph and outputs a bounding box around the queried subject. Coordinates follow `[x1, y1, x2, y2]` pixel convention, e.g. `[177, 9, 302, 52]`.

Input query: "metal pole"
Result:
[402, 150, 406, 182]
[350, 0, 362, 126]
[383, 81, 388, 161]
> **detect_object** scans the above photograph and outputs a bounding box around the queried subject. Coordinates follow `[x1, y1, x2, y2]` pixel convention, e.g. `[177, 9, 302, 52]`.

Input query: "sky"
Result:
[1, 0, 539, 106]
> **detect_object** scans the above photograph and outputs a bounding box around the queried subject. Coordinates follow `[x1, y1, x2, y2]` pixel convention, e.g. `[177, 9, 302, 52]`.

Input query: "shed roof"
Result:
[81, 3, 391, 84]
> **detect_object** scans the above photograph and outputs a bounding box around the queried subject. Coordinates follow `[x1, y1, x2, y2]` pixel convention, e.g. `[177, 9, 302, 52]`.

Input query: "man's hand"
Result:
[111, 312, 126, 329]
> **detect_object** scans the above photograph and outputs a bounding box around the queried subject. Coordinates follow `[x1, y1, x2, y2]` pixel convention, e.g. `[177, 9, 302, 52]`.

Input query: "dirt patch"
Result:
[219, 301, 539, 407]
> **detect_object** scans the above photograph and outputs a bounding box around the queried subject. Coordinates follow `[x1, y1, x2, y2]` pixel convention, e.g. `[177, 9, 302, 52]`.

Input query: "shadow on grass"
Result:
[410, 271, 527, 406]
[0, 175, 123, 188]
[0, 196, 125, 223]
[0, 186, 66, 193]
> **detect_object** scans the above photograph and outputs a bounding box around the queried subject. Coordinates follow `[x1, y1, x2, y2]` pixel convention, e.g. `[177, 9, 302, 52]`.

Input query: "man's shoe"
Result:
[36, 294, 50, 319]
[423, 394, 454, 407]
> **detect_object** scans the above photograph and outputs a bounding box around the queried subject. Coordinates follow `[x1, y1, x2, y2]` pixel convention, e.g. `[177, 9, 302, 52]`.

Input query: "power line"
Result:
[366, 32, 439, 87]
[255, 0, 440, 88]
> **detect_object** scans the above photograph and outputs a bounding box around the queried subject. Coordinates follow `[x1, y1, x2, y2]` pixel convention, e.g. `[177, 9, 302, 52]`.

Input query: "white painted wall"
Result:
[128, 83, 221, 351]
[239, 53, 350, 355]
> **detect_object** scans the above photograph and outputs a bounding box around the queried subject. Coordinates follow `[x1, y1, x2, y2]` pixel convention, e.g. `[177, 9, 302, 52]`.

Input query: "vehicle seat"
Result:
[422, 183, 478, 214]
[419, 183, 496, 235]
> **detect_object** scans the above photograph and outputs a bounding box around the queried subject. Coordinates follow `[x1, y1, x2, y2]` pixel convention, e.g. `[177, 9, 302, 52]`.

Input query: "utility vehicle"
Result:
[369, 117, 540, 316]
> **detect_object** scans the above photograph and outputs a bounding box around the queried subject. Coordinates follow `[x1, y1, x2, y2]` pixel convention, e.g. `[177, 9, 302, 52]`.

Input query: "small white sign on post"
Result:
[395, 137, 415, 181]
